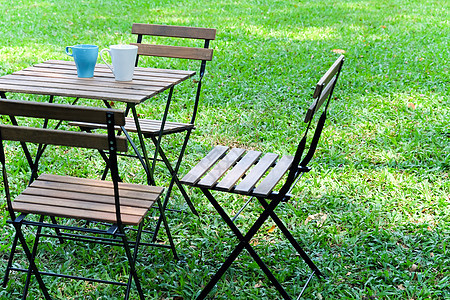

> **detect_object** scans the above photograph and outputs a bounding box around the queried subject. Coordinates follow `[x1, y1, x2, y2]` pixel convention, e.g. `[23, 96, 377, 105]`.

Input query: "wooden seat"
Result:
[14, 174, 163, 225]
[181, 55, 345, 300]
[182, 146, 294, 197]
[75, 117, 195, 136]
[124, 117, 195, 136]
[0, 99, 174, 300]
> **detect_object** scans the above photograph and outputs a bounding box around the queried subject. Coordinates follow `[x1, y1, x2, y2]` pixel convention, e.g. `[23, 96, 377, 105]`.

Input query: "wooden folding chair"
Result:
[0, 99, 174, 299]
[76, 23, 216, 242]
[181, 55, 345, 299]
[129, 23, 216, 238]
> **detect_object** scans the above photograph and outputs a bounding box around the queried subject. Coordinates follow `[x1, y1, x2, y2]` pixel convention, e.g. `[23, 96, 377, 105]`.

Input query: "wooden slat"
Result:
[0, 60, 196, 104]
[17, 66, 190, 83]
[43, 60, 196, 76]
[180, 145, 229, 185]
[304, 76, 337, 123]
[0, 82, 146, 103]
[22, 186, 155, 208]
[215, 150, 262, 191]
[7, 71, 180, 94]
[34, 174, 163, 199]
[313, 55, 344, 98]
[0, 99, 125, 126]
[132, 43, 214, 61]
[197, 148, 246, 188]
[234, 153, 279, 194]
[22, 64, 192, 81]
[15, 194, 149, 217]
[11, 174, 163, 225]
[252, 155, 294, 197]
[0, 125, 128, 152]
[29, 180, 158, 202]
[0, 76, 151, 96]
[125, 117, 194, 135]
[69, 118, 194, 136]
[12, 202, 142, 225]
[2, 73, 161, 91]
[132, 23, 216, 40]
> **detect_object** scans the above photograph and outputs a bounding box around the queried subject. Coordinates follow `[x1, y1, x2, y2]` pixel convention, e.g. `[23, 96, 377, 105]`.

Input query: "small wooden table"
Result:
[0, 60, 195, 103]
[0, 60, 196, 186]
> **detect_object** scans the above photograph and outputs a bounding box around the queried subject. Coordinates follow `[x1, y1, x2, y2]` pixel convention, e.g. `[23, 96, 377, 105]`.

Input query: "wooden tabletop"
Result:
[0, 60, 196, 104]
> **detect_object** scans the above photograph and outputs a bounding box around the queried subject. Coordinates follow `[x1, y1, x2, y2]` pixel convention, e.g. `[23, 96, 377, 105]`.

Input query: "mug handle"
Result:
[65, 46, 73, 57]
[100, 48, 114, 74]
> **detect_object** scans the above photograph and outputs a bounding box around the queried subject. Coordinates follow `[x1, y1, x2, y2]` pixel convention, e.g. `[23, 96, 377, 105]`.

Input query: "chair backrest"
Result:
[131, 23, 216, 64]
[279, 55, 345, 196]
[131, 23, 216, 124]
[0, 99, 128, 221]
[0, 99, 127, 151]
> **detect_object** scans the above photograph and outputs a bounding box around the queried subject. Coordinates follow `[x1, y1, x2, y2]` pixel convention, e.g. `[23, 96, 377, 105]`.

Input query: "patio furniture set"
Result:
[0, 23, 344, 299]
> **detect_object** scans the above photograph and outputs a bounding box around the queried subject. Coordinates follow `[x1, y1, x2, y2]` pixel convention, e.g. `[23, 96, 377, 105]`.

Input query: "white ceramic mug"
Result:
[100, 45, 138, 81]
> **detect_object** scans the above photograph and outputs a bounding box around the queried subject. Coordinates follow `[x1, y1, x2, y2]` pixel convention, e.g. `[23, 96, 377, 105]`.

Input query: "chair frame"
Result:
[0, 99, 173, 299]
[181, 55, 345, 299]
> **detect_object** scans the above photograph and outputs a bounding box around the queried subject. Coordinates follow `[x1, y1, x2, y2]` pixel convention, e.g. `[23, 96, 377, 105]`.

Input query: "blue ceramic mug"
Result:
[65, 44, 99, 78]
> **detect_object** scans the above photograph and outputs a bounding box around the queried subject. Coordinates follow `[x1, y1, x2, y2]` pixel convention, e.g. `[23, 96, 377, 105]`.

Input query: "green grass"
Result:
[0, 0, 449, 299]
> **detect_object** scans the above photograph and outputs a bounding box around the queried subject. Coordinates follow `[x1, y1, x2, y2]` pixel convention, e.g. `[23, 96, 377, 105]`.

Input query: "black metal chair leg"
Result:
[150, 134, 198, 215]
[150, 135, 198, 242]
[258, 197, 324, 278]
[129, 104, 155, 186]
[12, 222, 52, 300]
[200, 189, 291, 300]
[150, 87, 174, 180]
[2, 230, 19, 287]
[49, 216, 65, 244]
[22, 215, 45, 299]
[196, 240, 246, 300]
[155, 198, 179, 259]
[125, 222, 144, 299]
[120, 227, 145, 300]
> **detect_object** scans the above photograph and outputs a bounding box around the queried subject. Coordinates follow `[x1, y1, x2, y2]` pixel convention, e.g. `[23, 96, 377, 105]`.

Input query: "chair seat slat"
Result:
[125, 117, 195, 136]
[252, 155, 294, 197]
[234, 153, 278, 194]
[215, 150, 262, 191]
[23, 186, 154, 208]
[15, 195, 149, 217]
[39, 174, 163, 193]
[197, 148, 246, 188]
[11, 174, 162, 225]
[31, 175, 160, 201]
[12, 202, 142, 225]
[69, 118, 194, 136]
[180, 145, 229, 185]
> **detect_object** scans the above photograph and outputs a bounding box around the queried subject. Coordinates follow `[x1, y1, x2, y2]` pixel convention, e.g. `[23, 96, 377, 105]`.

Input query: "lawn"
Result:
[0, 0, 449, 299]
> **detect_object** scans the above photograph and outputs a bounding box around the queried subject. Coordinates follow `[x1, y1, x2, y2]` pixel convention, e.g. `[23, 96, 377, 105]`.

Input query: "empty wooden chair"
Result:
[0, 99, 174, 299]
[129, 23, 216, 237]
[181, 56, 345, 299]
[74, 23, 216, 242]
